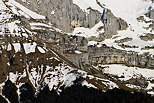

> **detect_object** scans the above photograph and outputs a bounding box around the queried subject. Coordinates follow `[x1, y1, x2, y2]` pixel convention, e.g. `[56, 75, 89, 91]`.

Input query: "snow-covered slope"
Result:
[72, 21, 104, 38]
[72, 0, 154, 55]
[0, 0, 154, 98]
[73, 0, 153, 23]
[100, 0, 153, 24]
[102, 64, 154, 94]
[7, 0, 45, 19]
[72, 0, 103, 13]
[0, 0, 119, 94]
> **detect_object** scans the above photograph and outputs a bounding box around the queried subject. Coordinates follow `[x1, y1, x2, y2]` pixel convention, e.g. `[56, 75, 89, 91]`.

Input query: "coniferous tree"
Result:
[2, 80, 19, 103]
[0, 95, 8, 103]
[35, 85, 58, 103]
[19, 83, 35, 103]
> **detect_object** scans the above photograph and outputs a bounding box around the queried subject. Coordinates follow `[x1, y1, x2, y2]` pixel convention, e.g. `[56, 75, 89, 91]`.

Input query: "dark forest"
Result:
[1, 80, 154, 103]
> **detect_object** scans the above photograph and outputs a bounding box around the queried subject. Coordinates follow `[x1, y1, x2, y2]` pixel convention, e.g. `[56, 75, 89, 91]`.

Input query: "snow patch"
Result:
[13, 43, 21, 53]
[23, 42, 37, 54]
[103, 64, 154, 81]
[75, 50, 82, 54]
[8, 0, 46, 19]
[72, 0, 103, 13]
[100, 0, 153, 25]
[82, 80, 96, 88]
[9, 72, 18, 83]
[72, 22, 104, 38]
[37, 46, 46, 53]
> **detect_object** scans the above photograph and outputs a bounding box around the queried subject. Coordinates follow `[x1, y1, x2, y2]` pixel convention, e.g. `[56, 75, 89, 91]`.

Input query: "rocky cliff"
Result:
[0, 0, 154, 102]
[16, 0, 101, 33]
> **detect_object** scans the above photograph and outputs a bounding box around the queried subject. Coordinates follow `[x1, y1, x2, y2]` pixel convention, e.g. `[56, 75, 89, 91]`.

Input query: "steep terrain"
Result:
[0, 0, 119, 94]
[0, 0, 154, 102]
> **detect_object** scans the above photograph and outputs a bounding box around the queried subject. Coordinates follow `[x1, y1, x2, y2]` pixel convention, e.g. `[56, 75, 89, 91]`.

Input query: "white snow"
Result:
[148, 91, 154, 95]
[73, 0, 154, 25]
[63, 72, 77, 87]
[82, 74, 118, 89]
[44, 65, 78, 90]
[37, 46, 46, 53]
[88, 41, 98, 46]
[146, 81, 154, 89]
[102, 79, 118, 89]
[8, 0, 46, 19]
[126, 84, 142, 89]
[8, 21, 21, 35]
[75, 50, 82, 54]
[0, 0, 5, 7]
[23, 42, 37, 54]
[101, 21, 154, 55]
[0, 83, 4, 95]
[73, 0, 154, 55]
[103, 64, 154, 81]
[81, 80, 97, 88]
[102, 64, 154, 94]
[51, 11, 55, 15]
[21, 0, 27, 3]
[29, 67, 41, 89]
[30, 23, 51, 28]
[19, 69, 27, 78]
[72, 22, 104, 38]
[9, 72, 18, 83]
[30, 22, 52, 30]
[7, 43, 12, 51]
[13, 43, 21, 53]
[22, 33, 28, 38]
[72, 0, 103, 13]
[100, 0, 153, 25]
[31, 27, 46, 30]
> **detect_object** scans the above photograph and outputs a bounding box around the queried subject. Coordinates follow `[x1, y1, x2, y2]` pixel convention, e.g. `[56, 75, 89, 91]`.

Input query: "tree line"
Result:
[0, 80, 154, 103]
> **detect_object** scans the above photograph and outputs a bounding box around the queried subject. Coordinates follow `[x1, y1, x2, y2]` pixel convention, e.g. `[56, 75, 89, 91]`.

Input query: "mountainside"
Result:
[0, 0, 154, 102]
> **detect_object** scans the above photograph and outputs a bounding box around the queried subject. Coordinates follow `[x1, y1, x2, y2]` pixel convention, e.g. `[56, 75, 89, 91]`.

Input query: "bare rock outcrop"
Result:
[16, 0, 101, 33]
[101, 10, 128, 39]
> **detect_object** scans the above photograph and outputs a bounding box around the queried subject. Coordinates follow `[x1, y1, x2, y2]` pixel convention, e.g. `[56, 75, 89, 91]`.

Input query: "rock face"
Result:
[126, 76, 148, 88]
[88, 46, 154, 69]
[35, 27, 154, 70]
[148, 10, 154, 30]
[3, 0, 153, 70]
[16, 0, 101, 33]
[149, 10, 154, 20]
[0, 0, 154, 97]
[101, 10, 128, 38]
[40, 28, 154, 69]
[16, 0, 128, 38]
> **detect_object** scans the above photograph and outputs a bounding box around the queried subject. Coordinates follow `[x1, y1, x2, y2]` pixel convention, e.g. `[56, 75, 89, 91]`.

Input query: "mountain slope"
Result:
[0, 0, 119, 94]
[73, 0, 154, 55]
[0, 0, 154, 99]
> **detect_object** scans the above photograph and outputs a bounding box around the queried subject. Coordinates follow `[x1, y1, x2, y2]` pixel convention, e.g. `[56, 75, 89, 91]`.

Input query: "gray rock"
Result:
[101, 10, 128, 39]
[16, 0, 101, 33]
